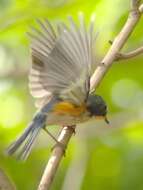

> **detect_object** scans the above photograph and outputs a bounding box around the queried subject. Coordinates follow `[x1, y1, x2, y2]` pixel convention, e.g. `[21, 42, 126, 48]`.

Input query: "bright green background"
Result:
[0, 0, 143, 189]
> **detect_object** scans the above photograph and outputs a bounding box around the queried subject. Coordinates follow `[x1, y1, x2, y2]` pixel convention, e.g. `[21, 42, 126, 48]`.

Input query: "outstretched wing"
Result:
[28, 14, 97, 108]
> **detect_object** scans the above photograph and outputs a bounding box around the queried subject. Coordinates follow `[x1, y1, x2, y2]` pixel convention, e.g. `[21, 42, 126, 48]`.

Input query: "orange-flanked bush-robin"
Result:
[6, 14, 108, 160]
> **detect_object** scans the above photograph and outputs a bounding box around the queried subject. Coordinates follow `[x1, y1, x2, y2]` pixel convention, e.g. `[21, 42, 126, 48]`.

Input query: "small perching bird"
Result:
[6, 14, 108, 160]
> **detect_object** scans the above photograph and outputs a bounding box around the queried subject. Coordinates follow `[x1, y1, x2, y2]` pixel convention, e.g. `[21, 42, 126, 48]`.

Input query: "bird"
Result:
[6, 14, 108, 161]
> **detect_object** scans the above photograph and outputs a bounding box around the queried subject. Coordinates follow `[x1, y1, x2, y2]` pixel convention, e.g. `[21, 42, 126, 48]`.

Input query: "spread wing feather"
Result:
[28, 14, 97, 108]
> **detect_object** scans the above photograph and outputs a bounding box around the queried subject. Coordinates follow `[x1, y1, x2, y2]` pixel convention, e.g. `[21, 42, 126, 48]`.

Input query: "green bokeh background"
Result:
[0, 0, 143, 189]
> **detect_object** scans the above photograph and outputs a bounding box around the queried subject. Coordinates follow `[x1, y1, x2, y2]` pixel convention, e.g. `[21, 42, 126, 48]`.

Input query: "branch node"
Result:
[115, 53, 122, 61]
[100, 62, 105, 66]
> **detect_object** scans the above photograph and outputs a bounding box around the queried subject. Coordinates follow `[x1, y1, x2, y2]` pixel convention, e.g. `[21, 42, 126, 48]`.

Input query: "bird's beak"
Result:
[104, 116, 110, 124]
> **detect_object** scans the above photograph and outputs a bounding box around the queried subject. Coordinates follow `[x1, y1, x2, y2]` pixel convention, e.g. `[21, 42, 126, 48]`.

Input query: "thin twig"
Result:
[38, 1, 142, 190]
[90, 1, 141, 89]
[115, 46, 143, 61]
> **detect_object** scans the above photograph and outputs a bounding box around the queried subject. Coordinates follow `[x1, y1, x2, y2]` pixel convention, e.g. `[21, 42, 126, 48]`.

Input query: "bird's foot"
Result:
[68, 125, 76, 135]
[43, 128, 67, 155]
[63, 125, 76, 135]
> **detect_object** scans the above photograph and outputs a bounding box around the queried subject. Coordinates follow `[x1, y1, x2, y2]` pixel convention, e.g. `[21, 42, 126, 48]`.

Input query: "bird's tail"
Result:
[6, 112, 46, 160]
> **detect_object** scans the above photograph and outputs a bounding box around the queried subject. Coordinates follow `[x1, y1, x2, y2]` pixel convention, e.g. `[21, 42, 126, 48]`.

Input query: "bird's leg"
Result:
[43, 128, 59, 143]
[43, 128, 66, 155]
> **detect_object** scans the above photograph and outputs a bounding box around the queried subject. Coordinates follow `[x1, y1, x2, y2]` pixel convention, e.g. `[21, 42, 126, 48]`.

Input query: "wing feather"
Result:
[28, 15, 97, 108]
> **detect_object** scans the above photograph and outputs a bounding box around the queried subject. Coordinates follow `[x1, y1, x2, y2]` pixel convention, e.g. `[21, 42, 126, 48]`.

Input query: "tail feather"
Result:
[18, 127, 41, 160]
[6, 112, 46, 160]
[6, 123, 34, 155]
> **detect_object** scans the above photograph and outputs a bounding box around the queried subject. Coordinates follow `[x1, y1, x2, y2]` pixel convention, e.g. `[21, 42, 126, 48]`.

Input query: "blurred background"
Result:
[0, 0, 143, 189]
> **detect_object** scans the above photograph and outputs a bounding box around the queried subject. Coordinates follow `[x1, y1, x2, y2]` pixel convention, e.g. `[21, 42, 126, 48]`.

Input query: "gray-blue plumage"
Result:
[6, 97, 58, 160]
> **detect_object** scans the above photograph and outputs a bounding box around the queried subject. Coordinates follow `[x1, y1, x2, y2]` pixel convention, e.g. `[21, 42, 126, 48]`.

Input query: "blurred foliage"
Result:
[0, 0, 143, 190]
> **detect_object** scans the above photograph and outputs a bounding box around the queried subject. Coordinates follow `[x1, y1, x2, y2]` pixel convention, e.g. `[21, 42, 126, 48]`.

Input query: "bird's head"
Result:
[86, 94, 109, 124]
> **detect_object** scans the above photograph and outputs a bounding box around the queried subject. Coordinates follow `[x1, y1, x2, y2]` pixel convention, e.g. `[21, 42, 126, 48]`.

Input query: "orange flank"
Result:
[53, 101, 86, 116]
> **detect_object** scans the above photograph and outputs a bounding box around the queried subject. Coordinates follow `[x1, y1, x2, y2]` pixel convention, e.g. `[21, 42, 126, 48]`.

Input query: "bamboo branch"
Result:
[38, 1, 142, 190]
